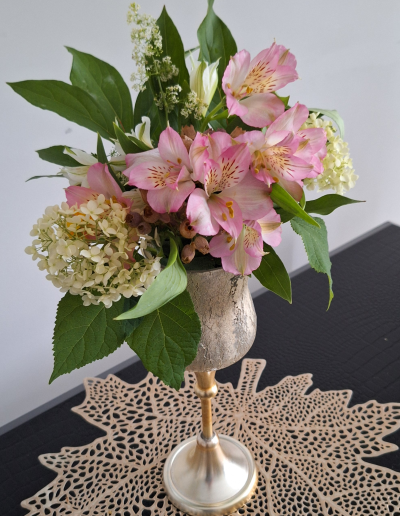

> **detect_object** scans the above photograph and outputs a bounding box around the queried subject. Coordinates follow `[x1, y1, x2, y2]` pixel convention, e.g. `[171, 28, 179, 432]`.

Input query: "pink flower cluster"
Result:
[124, 113, 326, 276]
[65, 43, 327, 276]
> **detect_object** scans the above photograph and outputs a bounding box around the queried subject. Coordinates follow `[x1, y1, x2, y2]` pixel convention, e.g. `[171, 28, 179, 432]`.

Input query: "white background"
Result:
[1, 0, 399, 428]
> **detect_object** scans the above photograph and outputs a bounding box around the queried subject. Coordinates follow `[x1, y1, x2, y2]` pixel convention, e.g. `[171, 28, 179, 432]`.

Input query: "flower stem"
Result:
[200, 99, 226, 132]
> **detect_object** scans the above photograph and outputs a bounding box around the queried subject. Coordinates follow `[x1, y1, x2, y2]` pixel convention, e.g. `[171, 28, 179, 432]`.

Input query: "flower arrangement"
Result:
[9, 0, 361, 389]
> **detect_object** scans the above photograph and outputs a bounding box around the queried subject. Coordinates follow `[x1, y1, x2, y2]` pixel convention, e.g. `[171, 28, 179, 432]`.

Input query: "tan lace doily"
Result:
[21, 359, 400, 515]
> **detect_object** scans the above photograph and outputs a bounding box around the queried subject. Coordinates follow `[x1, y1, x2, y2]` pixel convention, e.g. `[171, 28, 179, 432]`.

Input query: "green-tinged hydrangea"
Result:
[303, 113, 358, 195]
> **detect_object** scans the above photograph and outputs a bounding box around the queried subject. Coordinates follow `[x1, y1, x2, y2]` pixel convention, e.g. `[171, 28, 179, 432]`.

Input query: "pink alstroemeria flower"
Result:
[124, 127, 195, 213]
[65, 163, 127, 207]
[222, 43, 298, 128]
[258, 202, 282, 247]
[237, 103, 327, 201]
[186, 136, 272, 238]
[209, 221, 266, 275]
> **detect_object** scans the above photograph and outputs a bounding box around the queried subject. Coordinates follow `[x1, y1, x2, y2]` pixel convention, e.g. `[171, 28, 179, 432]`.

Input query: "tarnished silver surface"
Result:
[186, 269, 257, 372]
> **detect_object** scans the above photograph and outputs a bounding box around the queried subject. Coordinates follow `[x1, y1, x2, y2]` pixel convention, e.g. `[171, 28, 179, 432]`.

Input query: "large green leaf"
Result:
[290, 216, 334, 308]
[127, 290, 201, 390]
[133, 86, 163, 143]
[67, 47, 134, 132]
[270, 184, 320, 228]
[50, 294, 128, 383]
[156, 7, 189, 88]
[8, 80, 115, 140]
[116, 238, 187, 320]
[197, 0, 237, 84]
[305, 194, 364, 216]
[36, 145, 81, 167]
[309, 108, 345, 138]
[253, 245, 292, 303]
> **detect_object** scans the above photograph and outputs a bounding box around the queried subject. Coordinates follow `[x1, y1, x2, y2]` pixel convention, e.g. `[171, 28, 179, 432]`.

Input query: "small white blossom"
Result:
[127, 3, 163, 91]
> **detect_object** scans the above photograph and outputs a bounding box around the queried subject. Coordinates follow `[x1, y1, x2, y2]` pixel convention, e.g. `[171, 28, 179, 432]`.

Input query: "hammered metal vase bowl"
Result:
[163, 268, 258, 516]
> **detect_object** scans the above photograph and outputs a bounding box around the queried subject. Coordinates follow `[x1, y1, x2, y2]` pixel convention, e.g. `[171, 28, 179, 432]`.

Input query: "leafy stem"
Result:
[200, 98, 227, 132]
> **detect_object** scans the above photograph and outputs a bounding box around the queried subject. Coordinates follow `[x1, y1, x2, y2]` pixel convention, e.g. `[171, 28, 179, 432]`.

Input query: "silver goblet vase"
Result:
[163, 269, 258, 515]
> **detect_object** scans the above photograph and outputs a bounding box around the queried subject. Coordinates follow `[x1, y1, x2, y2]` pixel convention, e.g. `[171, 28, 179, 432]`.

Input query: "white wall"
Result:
[1, 0, 399, 428]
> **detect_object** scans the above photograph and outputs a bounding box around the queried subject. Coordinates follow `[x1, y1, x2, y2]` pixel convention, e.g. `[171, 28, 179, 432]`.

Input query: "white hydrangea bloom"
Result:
[302, 113, 358, 195]
[25, 195, 162, 308]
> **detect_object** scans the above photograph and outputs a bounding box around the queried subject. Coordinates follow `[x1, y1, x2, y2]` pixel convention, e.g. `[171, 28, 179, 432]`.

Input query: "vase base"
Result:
[163, 433, 257, 516]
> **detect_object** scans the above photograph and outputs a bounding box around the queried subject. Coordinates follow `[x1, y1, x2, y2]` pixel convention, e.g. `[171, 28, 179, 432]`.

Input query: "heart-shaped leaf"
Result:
[291, 216, 333, 308]
[115, 238, 187, 320]
[127, 290, 201, 390]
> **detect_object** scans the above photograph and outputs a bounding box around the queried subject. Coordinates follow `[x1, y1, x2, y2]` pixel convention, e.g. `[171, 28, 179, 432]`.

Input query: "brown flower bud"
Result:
[181, 135, 193, 152]
[158, 212, 171, 224]
[126, 212, 143, 228]
[230, 126, 246, 139]
[143, 205, 159, 223]
[194, 236, 210, 255]
[139, 189, 148, 203]
[181, 125, 196, 140]
[180, 220, 197, 239]
[181, 243, 196, 264]
[137, 221, 152, 234]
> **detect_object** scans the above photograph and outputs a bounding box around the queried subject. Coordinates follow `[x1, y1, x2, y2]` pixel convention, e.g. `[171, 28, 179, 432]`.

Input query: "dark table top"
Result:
[1, 223, 400, 515]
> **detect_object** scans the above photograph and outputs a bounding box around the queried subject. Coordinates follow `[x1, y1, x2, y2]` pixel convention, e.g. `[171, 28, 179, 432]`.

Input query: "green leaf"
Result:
[290, 216, 334, 309]
[113, 123, 141, 154]
[197, 0, 237, 85]
[309, 108, 345, 138]
[67, 47, 134, 132]
[8, 80, 115, 140]
[116, 238, 187, 320]
[26, 174, 65, 182]
[253, 245, 292, 303]
[270, 184, 320, 228]
[96, 133, 107, 164]
[305, 194, 364, 216]
[36, 145, 81, 167]
[274, 207, 295, 224]
[184, 45, 200, 58]
[50, 294, 128, 383]
[133, 86, 163, 143]
[157, 7, 189, 88]
[127, 290, 201, 390]
[300, 190, 306, 209]
[275, 93, 290, 109]
[122, 297, 142, 339]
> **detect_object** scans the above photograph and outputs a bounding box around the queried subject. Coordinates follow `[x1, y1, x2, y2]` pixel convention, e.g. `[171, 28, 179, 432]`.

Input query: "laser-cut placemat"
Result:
[21, 359, 400, 515]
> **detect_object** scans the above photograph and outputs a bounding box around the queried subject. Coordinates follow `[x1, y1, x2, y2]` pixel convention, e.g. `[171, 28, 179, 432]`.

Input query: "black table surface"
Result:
[1, 223, 400, 515]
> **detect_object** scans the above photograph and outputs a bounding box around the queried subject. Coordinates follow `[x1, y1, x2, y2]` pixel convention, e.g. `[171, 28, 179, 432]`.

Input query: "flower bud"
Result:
[181, 243, 196, 264]
[180, 220, 197, 239]
[140, 189, 148, 204]
[189, 57, 219, 116]
[126, 212, 143, 228]
[134, 116, 153, 148]
[194, 236, 210, 255]
[143, 205, 159, 223]
[137, 221, 152, 235]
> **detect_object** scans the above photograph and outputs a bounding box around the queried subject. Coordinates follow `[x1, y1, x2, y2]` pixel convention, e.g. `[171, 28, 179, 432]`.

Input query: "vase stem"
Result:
[194, 371, 218, 440]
